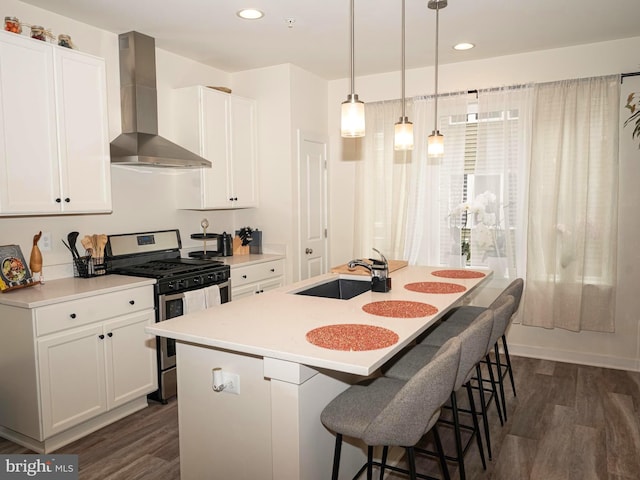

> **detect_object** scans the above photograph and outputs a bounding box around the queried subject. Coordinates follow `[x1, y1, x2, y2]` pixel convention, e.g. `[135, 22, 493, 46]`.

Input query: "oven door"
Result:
[157, 280, 231, 370]
[157, 292, 184, 370]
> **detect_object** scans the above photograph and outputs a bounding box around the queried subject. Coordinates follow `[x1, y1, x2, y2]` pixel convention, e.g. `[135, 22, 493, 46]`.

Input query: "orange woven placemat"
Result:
[306, 324, 399, 351]
[362, 300, 438, 318]
[431, 269, 486, 279]
[404, 281, 467, 294]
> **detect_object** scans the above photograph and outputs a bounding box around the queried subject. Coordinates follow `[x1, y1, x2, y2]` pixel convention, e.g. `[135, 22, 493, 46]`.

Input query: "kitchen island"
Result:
[147, 265, 490, 480]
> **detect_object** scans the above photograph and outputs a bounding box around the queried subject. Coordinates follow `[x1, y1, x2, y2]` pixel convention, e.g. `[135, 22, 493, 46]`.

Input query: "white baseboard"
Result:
[508, 343, 640, 372]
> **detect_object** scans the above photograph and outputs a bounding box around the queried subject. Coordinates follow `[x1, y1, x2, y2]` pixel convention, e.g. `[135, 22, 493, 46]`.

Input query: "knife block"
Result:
[233, 236, 249, 256]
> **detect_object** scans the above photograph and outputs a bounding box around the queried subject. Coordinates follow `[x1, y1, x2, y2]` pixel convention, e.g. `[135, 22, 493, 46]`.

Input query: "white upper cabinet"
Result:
[174, 86, 258, 209]
[0, 31, 111, 215]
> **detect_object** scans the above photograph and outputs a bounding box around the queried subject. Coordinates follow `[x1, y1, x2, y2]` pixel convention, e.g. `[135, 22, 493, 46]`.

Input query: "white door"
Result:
[298, 131, 328, 280]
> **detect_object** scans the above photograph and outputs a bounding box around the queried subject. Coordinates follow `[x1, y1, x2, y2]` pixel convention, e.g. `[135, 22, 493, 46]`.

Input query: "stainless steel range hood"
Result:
[110, 31, 211, 168]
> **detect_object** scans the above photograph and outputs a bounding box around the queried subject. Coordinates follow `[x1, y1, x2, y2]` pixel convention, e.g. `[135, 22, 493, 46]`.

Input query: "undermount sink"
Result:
[294, 278, 371, 300]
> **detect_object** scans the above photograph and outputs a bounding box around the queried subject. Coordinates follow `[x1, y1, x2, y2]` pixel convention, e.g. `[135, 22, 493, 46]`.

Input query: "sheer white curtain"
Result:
[353, 100, 412, 260]
[472, 86, 533, 279]
[404, 92, 470, 265]
[522, 75, 620, 332]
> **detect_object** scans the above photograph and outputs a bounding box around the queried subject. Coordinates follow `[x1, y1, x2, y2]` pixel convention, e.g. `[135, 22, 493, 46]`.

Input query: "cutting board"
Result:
[330, 259, 408, 276]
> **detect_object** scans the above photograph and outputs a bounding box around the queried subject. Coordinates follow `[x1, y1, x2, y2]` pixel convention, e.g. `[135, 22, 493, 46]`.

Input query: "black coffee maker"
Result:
[217, 232, 233, 257]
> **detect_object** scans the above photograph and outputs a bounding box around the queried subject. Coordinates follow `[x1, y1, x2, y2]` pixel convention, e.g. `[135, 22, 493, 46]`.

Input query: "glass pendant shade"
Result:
[394, 117, 414, 151]
[341, 94, 365, 138]
[428, 130, 444, 156]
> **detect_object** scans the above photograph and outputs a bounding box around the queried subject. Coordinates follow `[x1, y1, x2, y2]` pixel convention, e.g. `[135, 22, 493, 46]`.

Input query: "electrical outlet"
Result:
[40, 232, 52, 252]
[222, 372, 240, 395]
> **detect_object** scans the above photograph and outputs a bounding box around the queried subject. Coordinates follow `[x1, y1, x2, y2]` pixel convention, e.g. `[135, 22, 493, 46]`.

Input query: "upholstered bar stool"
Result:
[418, 296, 515, 463]
[422, 279, 523, 420]
[382, 309, 493, 480]
[320, 337, 462, 480]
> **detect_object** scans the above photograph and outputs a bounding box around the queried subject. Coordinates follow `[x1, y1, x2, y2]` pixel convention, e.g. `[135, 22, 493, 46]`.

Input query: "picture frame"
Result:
[0, 244, 37, 292]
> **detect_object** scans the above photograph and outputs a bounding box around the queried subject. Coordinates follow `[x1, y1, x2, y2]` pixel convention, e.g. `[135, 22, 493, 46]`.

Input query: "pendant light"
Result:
[427, 0, 447, 157]
[341, 0, 365, 138]
[394, 0, 414, 151]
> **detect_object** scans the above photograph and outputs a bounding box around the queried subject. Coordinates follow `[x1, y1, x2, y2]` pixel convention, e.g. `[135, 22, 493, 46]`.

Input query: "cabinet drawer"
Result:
[35, 286, 154, 336]
[231, 260, 284, 287]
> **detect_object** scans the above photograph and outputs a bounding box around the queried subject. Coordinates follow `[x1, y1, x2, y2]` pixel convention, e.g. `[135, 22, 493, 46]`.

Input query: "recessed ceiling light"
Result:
[237, 8, 264, 20]
[453, 42, 475, 51]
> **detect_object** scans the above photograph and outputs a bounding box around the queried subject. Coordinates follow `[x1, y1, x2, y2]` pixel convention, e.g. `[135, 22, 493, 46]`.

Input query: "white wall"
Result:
[327, 36, 640, 371]
[232, 63, 328, 283]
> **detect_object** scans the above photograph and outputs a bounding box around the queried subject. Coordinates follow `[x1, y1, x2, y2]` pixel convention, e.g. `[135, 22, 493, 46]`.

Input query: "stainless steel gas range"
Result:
[105, 229, 230, 403]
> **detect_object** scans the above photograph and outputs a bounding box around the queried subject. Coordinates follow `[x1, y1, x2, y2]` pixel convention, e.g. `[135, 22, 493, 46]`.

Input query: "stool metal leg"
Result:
[331, 433, 342, 480]
[450, 391, 466, 480]
[502, 334, 517, 397]
[367, 446, 374, 480]
[432, 425, 451, 480]
[465, 381, 486, 470]
[406, 447, 417, 480]
[379, 446, 388, 480]
[485, 353, 504, 425]
[475, 363, 492, 460]
[494, 343, 508, 421]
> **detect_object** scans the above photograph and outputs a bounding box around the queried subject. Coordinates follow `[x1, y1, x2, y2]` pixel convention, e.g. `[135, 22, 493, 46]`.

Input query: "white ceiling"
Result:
[19, 0, 640, 80]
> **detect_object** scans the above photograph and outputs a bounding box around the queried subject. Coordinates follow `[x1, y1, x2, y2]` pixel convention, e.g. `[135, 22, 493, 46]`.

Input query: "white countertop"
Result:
[222, 253, 284, 268]
[0, 275, 156, 309]
[147, 266, 491, 376]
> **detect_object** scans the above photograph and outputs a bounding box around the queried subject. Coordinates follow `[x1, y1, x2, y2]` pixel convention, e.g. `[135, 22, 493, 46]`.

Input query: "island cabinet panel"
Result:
[231, 259, 284, 301]
[173, 85, 258, 210]
[0, 30, 111, 216]
[0, 284, 157, 453]
[176, 343, 273, 480]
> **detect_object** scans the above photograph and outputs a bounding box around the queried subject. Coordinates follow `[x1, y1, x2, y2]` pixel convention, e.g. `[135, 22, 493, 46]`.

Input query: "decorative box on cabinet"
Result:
[231, 259, 284, 301]
[0, 285, 156, 453]
[0, 31, 111, 215]
[173, 86, 258, 209]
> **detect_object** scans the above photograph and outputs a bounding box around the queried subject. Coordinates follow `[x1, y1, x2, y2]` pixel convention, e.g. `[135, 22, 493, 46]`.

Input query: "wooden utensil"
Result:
[81, 235, 93, 256]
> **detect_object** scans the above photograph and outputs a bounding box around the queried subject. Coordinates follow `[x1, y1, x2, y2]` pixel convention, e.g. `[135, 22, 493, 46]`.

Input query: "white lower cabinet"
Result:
[0, 284, 156, 453]
[38, 310, 156, 438]
[231, 259, 285, 301]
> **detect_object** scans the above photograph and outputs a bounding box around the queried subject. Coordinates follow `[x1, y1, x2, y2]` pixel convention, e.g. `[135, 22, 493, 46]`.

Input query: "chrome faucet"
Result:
[348, 248, 391, 292]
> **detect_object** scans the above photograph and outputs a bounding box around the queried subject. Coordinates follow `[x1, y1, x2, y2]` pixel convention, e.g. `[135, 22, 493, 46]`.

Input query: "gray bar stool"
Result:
[419, 294, 516, 461]
[422, 278, 523, 420]
[382, 308, 495, 480]
[320, 337, 462, 480]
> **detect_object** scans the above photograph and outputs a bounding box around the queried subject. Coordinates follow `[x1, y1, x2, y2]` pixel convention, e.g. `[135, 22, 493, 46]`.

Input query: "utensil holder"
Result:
[73, 255, 106, 278]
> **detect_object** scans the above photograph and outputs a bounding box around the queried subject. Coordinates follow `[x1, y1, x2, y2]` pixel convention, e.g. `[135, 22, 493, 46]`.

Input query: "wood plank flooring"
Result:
[1, 356, 640, 479]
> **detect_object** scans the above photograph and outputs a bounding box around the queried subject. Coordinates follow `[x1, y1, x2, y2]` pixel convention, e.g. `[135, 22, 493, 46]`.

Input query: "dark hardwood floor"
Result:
[2, 356, 639, 479]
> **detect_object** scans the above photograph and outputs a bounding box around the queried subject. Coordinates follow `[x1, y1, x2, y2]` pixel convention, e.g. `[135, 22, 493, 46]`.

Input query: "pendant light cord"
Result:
[350, 0, 355, 96]
[433, 3, 440, 131]
[401, 0, 406, 117]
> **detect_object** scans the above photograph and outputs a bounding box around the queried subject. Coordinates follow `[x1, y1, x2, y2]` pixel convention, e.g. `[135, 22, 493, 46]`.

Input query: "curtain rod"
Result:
[622, 71, 640, 83]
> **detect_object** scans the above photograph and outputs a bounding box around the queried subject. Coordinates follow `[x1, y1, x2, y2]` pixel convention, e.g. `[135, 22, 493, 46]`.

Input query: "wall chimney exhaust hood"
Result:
[110, 31, 211, 168]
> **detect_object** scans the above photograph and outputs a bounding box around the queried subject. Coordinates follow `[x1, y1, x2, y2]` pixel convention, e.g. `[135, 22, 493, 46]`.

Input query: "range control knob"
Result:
[193, 276, 201, 284]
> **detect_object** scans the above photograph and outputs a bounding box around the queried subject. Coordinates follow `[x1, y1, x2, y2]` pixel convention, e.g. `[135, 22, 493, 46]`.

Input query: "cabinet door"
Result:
[229, 96, 258, 207]
[55, 48, 111, 213]
[104, 310, 157, 409]
[38, 324, 107, 437]
[200, 88, 232, 208]
[0, 33, 60, 214]
[232, 282, 259, 301]
[258, 276, 284, 294]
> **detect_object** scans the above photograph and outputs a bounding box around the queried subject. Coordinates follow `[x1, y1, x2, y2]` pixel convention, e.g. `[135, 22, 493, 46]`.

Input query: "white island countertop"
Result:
[147, 265, 490, 376]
